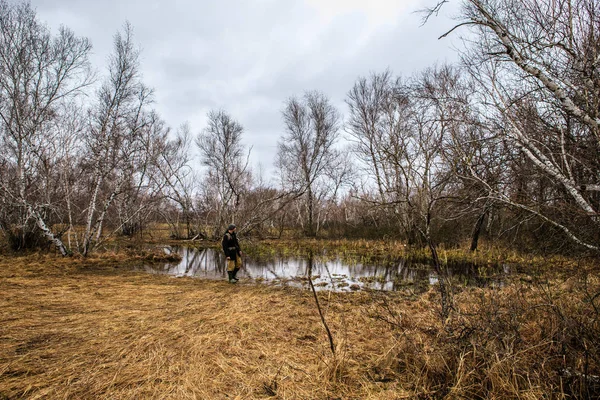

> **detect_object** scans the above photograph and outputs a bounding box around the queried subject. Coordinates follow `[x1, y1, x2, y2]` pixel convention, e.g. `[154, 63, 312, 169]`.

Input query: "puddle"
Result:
[139, 246, 509, 292]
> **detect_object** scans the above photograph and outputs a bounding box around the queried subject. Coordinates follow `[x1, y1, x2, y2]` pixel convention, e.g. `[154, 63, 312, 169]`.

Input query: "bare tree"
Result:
[113, 111, 170, 239]
[346, 66, 480, 318]
[52, 101, 89, 251]
[346, 70, 401, 204]
[0, 0, 92, 255]
[196, 110, 251, 237]
[346, 71, 429, 238]
[80, 22, 153, 256]
[151, 123, 199, 239]
[317, 148, 355, 232]
[429, 0, 600, 251]
[277, 91, 342, 237]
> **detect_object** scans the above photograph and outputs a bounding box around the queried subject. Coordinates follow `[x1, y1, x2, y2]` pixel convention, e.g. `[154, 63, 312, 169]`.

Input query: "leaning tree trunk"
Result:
[29, 206, 69, 256]
[470, 207, 488, 252]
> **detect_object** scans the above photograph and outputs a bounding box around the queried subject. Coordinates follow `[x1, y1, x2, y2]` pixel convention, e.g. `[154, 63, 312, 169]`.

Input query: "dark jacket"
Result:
[222, 230, 241, 259]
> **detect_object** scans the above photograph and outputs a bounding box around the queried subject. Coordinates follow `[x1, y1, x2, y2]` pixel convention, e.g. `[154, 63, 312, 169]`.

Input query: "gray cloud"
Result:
[31, 0, 463, 180]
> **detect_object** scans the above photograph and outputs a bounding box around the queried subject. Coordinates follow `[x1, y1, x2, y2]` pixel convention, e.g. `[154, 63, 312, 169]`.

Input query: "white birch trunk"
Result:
[28, 206, 69, 256]
[82, 170, 103, 256]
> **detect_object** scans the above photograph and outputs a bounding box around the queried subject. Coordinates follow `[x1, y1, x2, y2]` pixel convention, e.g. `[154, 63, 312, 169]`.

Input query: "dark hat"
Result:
[227, 224, 236, 231]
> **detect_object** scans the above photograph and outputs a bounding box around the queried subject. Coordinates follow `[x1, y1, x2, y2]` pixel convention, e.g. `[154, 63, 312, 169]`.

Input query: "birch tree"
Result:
[0, 1, 92, 255]
[80, 22, 153, 256]
[429, 0, 600, 250]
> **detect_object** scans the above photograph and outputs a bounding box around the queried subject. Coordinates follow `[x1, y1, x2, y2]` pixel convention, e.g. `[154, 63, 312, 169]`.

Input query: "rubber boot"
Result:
[232, 267, 240, 282]
[227, 271, 236, 283]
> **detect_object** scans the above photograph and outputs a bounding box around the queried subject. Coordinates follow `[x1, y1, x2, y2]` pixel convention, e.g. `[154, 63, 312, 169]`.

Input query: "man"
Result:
[222, 224, 242, 283]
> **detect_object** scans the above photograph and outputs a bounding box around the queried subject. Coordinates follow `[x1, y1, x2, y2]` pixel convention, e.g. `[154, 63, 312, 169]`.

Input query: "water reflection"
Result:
[140, 246, 507, 292]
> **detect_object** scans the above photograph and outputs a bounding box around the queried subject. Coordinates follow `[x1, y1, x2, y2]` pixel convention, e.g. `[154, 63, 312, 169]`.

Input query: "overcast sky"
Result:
[30, 0, 463, 180]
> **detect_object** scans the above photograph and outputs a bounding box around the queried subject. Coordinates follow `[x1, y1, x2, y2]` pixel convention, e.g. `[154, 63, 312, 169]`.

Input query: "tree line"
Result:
[1, 0, 598, 255]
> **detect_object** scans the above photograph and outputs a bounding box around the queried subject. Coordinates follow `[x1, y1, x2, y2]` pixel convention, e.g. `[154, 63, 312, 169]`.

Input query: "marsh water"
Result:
[140, 246, 510, 292]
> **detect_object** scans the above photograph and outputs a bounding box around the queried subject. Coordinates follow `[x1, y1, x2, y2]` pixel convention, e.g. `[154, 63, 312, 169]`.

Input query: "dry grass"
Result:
[0, 253, 412, 399]
[1, 251, 599, 399]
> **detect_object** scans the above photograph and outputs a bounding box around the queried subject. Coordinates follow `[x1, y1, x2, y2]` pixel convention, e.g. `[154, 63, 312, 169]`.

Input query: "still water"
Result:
[140, 246, 509, 292]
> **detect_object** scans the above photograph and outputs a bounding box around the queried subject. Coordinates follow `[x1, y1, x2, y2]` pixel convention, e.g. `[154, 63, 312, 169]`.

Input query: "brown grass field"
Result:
[1, 246, 599, 399]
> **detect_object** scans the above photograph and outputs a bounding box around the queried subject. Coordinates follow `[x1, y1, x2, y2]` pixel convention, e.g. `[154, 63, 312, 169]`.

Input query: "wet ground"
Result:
[139, 246, 510, 292]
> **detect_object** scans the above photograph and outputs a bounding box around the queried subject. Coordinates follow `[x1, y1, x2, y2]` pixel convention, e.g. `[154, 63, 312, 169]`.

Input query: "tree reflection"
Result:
[141, 247, 507, 292]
